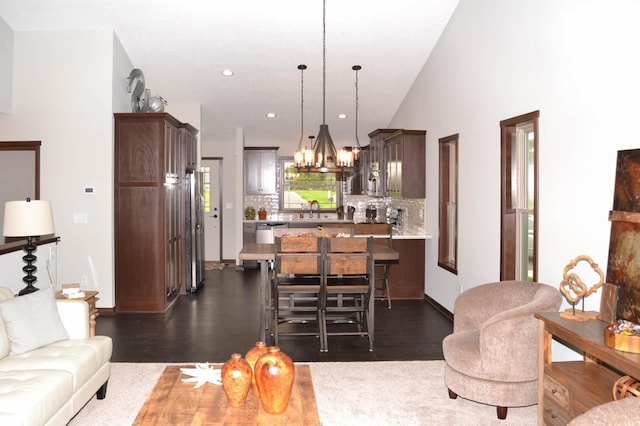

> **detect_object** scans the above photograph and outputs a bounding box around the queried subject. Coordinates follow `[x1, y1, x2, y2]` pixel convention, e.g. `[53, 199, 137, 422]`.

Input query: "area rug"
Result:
[204, 261, 226, 270]
[69, 361, 537, 425]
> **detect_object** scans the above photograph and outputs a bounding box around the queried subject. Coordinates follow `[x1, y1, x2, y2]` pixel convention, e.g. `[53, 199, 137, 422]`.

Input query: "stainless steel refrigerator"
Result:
[185, 170, 205, 292]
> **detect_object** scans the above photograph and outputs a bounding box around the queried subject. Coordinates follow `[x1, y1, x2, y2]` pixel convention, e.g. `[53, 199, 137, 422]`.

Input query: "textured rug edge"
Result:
[69, 361, 537, 426]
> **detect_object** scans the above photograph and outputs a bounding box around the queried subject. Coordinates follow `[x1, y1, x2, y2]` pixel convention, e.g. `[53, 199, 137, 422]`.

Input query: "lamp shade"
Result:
[3, 200, 55, 237]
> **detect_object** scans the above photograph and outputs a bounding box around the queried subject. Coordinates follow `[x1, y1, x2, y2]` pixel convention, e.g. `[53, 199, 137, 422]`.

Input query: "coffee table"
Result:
[133, 364, 320, 425]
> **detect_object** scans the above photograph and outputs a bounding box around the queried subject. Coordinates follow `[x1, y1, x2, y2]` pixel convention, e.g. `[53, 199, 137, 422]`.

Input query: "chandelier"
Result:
[293, 0, 352, 173]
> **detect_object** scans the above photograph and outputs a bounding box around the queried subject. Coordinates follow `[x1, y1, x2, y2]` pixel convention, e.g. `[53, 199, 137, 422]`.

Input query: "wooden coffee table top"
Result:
[133, 364, 319, 425]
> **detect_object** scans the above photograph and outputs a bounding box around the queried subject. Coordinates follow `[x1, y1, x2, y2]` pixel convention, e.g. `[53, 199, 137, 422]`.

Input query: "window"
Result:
[202, 166, 211, 214]
[438, 134, 458, 274]
[500, 111, 539, 281]
[280, 158, 342, 212]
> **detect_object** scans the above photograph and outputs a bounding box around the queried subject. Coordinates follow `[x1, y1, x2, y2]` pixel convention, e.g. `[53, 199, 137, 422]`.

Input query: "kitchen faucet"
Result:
[309, 200, 319, 218]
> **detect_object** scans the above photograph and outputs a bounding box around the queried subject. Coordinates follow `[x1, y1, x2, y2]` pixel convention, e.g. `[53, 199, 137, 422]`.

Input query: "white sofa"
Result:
[0, 286, 112, 425]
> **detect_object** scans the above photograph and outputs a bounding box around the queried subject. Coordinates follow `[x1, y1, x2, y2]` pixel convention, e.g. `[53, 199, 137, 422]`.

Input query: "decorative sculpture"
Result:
[559, 254, 605, 321]
[126, 69, 166, 113]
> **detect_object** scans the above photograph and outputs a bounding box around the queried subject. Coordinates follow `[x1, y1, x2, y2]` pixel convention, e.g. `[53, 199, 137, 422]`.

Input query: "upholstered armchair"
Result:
[442, 281, 562, 420]
[568, 395, 640, 425]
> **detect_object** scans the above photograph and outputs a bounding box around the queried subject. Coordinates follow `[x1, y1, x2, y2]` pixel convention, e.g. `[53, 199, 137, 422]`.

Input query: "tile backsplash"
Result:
[243, 159, 426, 235]
[244, 193, 426, 236]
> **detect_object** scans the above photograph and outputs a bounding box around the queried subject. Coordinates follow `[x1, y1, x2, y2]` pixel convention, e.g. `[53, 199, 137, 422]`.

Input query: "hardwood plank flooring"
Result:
[97, 266, 453, 363]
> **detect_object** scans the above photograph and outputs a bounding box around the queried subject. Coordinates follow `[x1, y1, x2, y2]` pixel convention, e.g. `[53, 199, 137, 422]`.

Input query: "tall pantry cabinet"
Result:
[114, 113, 198, 312]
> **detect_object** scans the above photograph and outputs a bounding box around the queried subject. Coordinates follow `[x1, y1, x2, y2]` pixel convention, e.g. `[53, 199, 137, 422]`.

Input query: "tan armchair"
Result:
[568, 395, 640, 425]
[442, 281, 562, 420]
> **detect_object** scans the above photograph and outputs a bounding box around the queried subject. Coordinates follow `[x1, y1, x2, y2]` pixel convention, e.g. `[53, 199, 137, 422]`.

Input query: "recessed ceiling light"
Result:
[266, 112, 277, 118]
[337, 113, 348, 119]
[221, 69, 234, 77]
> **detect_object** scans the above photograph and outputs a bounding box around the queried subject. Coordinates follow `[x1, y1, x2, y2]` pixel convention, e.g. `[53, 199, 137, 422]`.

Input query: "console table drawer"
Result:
[543, 359, 620, 423]
[542, 397, 571, 426]
[543, 374, 569, 410]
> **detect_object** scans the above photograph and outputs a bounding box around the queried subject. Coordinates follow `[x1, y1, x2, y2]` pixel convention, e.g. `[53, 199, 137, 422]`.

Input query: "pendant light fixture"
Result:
[351, 65, 362, 168]
[293, 64, 311, 168]
[312, 0, 337, 172]
[293, 0, 351, 174]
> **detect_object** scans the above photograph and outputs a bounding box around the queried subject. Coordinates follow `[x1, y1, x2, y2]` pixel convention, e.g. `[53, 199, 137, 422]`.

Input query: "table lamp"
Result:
[2, 198, 55, 296]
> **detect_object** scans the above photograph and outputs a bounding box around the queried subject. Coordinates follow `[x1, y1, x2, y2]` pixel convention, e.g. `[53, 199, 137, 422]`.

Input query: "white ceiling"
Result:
[0, 0, 459, 148]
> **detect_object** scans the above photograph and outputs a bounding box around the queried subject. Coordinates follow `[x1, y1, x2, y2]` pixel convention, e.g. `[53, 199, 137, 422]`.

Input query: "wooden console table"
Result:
[535, 312, 640, 425]
[55, 290, 98, 337]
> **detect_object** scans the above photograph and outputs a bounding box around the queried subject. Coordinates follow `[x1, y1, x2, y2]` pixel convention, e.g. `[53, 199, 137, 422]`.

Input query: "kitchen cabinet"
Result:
[366, 129, 397, 197]
[244, 148, 278, 195]
[242, 222, 257, 268]
[114, 113, 195, 312]
[535, 312, 640, 425]
[388, 239, 425, 299]
[183, 123, 198, 171]
[384, 130, 426, 198]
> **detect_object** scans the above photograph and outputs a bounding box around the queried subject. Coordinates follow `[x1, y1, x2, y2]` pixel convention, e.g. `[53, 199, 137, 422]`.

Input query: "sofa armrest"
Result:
[56, 299, 90, 339]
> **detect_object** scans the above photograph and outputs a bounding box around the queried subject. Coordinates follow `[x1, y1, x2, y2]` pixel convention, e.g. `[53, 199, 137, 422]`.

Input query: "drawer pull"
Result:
[551, 388, 557, 394]
[551, 413, 557, 419]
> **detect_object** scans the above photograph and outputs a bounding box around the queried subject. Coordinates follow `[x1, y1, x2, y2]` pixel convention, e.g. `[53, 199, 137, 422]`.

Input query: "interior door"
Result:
[202, 158, 222, 262]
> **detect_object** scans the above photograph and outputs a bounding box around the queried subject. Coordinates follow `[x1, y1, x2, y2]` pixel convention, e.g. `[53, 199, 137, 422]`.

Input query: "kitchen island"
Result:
[242, 218, 429, 301]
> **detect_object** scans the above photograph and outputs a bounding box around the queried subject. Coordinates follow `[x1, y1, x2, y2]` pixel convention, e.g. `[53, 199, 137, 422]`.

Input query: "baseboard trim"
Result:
[424, 293, 453, 322]
[97, 307, 115, 316]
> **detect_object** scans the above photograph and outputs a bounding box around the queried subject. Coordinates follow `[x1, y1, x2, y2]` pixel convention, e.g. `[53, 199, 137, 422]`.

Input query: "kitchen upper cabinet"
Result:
[114, 113, 194, 313]
[183, 123, 199, 171]
[244, 148, 278, 195]
[348, 147, 368, 195]
[367, 129, 398, 197]
[383, 130, 426, 199]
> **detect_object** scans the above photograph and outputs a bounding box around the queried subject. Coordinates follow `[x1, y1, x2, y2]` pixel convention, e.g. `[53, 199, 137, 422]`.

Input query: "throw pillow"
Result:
[0, 286, 69, 355]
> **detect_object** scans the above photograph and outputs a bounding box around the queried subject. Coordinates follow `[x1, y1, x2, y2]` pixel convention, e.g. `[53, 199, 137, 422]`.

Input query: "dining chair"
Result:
[320, 236, 374, 352]
[354, 223, 393, 309]
[272, 235, 324, 349]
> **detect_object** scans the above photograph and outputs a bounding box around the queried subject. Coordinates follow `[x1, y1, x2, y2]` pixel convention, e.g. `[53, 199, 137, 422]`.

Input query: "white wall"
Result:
[0, 29, 132, 308]
[390, 0, 640, 318]
[201, 128, 241, 261]
[0, 17, 12, 113]
[0, 242, 58, 294]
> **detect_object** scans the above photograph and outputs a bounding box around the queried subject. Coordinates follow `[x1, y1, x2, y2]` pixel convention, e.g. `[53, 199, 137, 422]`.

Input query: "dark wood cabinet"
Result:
[183, 123, 198, 171]
[366, 129, 397, 197]
[242, 222, 257, 268]
[114, 113, 197, 312]
[388, 239, 425, 299]
[384, 130, 426, 199]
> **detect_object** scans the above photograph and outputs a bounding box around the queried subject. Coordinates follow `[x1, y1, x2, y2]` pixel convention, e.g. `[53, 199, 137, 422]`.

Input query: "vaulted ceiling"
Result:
[0, 0, 459, 147]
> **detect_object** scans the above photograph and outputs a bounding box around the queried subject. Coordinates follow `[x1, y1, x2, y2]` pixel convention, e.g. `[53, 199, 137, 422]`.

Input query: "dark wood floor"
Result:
[97, 265, 453, 363]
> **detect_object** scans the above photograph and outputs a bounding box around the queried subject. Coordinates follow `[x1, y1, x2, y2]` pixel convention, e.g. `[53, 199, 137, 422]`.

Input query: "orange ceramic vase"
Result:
[245, 341, 269, 396]
[254, 346, 295, 414]
[221, 353, 253, 407]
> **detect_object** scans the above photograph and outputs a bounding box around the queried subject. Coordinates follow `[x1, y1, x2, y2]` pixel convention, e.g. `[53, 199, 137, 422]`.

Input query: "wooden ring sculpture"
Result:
[559, 254, 605, 308]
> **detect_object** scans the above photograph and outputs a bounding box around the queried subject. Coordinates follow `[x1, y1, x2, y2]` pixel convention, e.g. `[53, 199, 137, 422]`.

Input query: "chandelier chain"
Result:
[355, 67, 359, 145]
[299, 65, 305, 148]
[322, 0, 326, 126]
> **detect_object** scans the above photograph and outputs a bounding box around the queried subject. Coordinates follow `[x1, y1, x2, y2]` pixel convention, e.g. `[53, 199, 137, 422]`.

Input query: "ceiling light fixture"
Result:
[266, 112, 277, 118]
[351, 64, 362, 167]
[293, 65, 313, 168]
[294, 0, 351, 174]
[221, 69, 234, 77]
